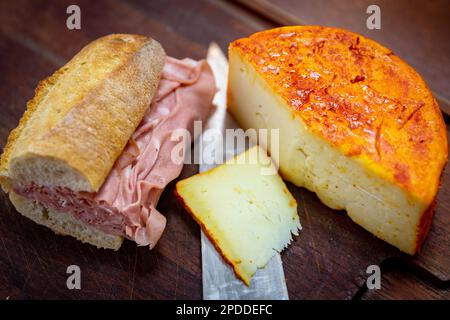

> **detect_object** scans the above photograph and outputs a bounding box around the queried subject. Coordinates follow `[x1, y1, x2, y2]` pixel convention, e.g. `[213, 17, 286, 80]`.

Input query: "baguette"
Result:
[0, 34, 166, 193]
[0, 34, 166, 249]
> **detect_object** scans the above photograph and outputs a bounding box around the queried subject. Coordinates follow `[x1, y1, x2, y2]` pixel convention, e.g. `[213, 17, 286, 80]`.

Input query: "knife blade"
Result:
[199, 42, 289, 300]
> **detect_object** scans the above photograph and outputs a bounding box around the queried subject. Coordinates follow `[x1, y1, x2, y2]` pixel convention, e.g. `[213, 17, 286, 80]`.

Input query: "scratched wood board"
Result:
[0, 0, 448, 299]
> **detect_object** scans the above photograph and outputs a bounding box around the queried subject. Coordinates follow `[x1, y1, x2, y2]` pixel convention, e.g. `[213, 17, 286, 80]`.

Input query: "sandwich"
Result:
[228, 26, 448, 254]
[0, 34, 216, 250]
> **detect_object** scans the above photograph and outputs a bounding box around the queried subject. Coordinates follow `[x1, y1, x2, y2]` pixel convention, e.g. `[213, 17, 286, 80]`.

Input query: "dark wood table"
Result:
[0, 0, 448, 299]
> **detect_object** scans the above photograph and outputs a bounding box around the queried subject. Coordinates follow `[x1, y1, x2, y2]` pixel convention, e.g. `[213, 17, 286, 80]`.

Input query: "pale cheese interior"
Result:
[176, 146, 301, 285]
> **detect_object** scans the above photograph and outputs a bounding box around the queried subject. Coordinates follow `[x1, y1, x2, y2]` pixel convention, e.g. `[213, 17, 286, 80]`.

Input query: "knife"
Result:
[199, 43, 289, 300]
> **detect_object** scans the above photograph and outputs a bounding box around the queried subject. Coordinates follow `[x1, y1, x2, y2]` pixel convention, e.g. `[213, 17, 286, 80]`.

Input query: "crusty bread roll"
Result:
[0, 34, 166, 249]
[0, 34, 166, 193]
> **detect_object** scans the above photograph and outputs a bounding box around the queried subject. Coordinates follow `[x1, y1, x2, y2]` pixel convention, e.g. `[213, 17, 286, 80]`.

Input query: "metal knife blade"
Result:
[199, 43, 289, 300]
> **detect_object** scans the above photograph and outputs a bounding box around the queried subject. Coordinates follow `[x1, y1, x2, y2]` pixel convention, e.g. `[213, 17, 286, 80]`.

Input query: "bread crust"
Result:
[0, 34, 166, 192]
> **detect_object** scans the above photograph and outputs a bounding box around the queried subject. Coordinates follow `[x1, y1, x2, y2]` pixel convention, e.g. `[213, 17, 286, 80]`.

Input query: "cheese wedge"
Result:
[175, 145, 301, 285]
[228, 26, 448, 255]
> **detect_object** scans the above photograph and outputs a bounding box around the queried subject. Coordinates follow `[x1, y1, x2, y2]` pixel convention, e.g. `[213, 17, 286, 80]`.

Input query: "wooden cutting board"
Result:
[0, 0, 448, 299]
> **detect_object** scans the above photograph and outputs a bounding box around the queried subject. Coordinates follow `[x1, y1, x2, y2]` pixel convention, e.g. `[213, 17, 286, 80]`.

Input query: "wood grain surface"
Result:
[0, 0, 448, 299]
